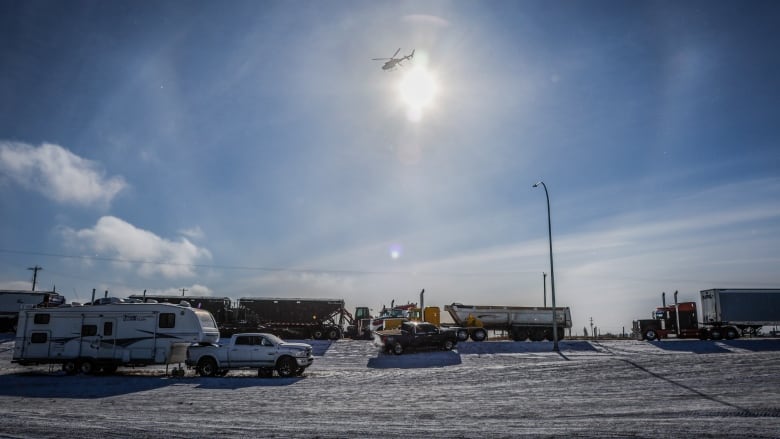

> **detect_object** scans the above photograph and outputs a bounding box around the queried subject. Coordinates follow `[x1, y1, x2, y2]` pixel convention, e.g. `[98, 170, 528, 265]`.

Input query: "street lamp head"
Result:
[533, 181, 542, 188]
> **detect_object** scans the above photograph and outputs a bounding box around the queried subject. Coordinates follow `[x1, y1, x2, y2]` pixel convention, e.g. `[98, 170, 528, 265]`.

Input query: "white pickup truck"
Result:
[186, 333, 314, 377]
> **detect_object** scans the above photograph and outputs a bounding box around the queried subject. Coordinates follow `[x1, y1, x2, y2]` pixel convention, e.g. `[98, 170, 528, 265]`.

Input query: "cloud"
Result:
[178, 226, 205, 240]
[0, 141, 126, 206]
[62, 216, 212, 279]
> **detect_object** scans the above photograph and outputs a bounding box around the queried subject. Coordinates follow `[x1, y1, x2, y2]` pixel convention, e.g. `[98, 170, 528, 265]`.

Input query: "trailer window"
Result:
[81, 325, 97, 336]
[30, 332, 48, 343]
[159, 313, 175, 328]
[33, 314, 50, 325]
[103, 321, 113, 336]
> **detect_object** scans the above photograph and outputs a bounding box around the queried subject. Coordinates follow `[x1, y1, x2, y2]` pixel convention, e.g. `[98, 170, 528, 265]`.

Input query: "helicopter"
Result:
[372, 48, 415, 71]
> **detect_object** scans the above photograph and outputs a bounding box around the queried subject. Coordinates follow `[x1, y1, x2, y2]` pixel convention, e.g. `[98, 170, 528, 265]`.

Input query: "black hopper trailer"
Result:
[231, 297, 348, 340]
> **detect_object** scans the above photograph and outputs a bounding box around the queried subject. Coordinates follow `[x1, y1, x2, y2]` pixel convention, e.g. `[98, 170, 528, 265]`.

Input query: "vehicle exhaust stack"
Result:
[662, 292, 666, 307]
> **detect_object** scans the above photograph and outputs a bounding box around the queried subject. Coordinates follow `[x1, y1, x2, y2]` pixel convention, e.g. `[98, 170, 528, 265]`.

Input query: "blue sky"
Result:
[1, 0, 779, 334]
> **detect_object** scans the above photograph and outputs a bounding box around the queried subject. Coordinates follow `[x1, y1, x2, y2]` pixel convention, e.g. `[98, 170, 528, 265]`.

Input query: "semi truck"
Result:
[0, 289, 66, 332]
[633, 289, 780, 341]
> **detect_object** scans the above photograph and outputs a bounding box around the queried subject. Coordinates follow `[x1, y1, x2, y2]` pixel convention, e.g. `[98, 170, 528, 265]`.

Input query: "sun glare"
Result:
[398, 66, 438, 122]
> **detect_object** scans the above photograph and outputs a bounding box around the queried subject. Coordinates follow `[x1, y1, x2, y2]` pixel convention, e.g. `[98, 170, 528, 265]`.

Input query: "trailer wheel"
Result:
[725, 328, 738, 340]
[456, 329, 469, 342]
[442, 339, 455, 351]
[470, 328, 487, 342]
[644, 330, 657, 341]
[529, 329, 545, 342]
[79, 359, 96, 375]
[312, 329, 325, 340]
[62, 360, 78, 375]
[512, 328, 529, 341]
[276, 356, 297, 377]
[710, 329, 723, 341]
[392, 342, 405, 355]
[197, 357, 218, 377]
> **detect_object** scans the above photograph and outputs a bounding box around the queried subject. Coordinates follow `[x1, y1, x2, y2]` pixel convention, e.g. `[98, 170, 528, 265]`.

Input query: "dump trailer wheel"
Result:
[392, 342, 404, 355]
[471, 328, 487, 342]
[79, 359, 96, 375]
[512, 328, 529, 341]
[442, 339, 455, 351]
[456, 329, 469, 342]
[276, 356, 297, 378]
[644, 330, 657, 341]
[529, 328, 545, 342]
[312, 329, 325, 340]
[197, 357, 218, 377]
[62, 360, 78, 375]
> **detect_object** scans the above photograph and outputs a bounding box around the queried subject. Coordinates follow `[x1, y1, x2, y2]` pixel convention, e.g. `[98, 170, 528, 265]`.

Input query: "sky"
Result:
[1, 0, 779, 335]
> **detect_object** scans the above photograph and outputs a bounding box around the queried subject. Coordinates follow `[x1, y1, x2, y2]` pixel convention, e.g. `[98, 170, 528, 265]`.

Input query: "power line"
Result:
[0, 248, 539, 277]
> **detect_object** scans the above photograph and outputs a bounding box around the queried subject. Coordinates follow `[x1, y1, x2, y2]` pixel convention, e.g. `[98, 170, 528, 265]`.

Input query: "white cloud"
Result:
[62, 216, 212, 279]
[0, 141, 126, 206]
[178, 226, 205, 240]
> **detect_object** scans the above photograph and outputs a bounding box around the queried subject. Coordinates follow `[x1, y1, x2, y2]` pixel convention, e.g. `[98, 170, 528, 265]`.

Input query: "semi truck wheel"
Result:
[725, 328, 738, 340]
[644, 330, 657, 341]
[710, 329, 723, 340]
[197, 357, 218, 377]
[276, 357, 297, 377]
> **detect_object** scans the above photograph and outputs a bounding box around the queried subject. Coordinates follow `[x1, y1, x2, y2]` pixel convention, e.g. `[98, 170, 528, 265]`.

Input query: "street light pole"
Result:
[533, 181, 559, 352]
[543, 272, 547, 307]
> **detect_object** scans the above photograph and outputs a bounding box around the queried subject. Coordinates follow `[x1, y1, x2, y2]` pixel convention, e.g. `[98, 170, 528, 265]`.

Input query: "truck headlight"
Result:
[294, 350, 309, 358]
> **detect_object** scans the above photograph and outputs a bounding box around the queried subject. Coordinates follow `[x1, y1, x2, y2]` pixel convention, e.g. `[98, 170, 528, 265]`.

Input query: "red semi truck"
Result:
[633, 289, 780, 341]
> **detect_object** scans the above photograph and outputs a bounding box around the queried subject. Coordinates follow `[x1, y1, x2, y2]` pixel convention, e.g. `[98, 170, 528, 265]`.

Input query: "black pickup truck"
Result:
[375, 321, 458, 355]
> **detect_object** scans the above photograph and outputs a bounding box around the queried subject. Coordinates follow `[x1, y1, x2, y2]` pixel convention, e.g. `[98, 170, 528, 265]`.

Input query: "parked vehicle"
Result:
[375, 321, 458, 355]
[12, 300, 219, 375]
[444, 303, 572, 342]
[0, 289, 66, 332]
[186, 333, 313, 377]
[129, 294, 235, 326]
[343, 306, 374, 340]
[633, 289, 780, 341]
[227, 297, 349, 340]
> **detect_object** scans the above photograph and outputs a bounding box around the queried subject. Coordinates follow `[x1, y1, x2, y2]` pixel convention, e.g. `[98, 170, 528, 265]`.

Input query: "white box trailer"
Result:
[0, 290, 66, 332]
[700, 288, 780, 336]
[13, 301, 220, 375]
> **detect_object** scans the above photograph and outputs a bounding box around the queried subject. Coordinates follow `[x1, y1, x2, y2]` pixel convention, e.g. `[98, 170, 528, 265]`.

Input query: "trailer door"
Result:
[81, 317, 117, 360]
[23, 331, 52, 359]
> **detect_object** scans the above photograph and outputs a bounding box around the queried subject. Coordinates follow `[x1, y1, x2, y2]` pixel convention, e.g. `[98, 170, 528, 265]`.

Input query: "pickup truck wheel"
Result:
[471, 328, 487, 342]
[276, 357, 297, 378]
[442, 339, 455, 351]
[62, 360, 78, 375]
[197, 357, 218, 377]
[392, 342, 404, 355]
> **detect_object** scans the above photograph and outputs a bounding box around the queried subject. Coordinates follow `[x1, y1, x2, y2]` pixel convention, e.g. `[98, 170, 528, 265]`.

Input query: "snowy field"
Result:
[1, 334, 779, 438]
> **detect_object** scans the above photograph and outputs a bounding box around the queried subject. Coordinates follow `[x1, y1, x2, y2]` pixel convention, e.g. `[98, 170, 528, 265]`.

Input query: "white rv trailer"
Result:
[13, 301, 220, 375]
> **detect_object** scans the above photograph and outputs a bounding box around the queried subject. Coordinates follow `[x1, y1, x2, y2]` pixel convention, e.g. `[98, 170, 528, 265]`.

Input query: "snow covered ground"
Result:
[1, 334, 779, 438]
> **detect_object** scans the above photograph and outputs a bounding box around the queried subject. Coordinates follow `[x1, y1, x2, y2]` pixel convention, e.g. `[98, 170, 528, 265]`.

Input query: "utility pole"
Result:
[27, 265, 42, 291]
[543, 272, 547, 307]
[181, 288, 188, 296]
[590, 317, 594, 340]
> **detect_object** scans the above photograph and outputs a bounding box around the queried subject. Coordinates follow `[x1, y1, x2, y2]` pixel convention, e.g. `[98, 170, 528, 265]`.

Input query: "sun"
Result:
[398, 66, 438, 122]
